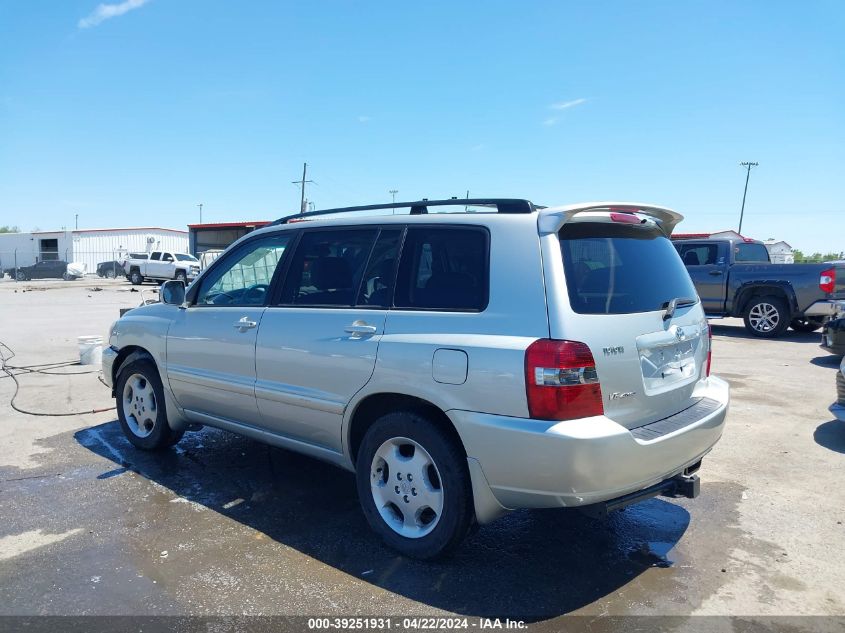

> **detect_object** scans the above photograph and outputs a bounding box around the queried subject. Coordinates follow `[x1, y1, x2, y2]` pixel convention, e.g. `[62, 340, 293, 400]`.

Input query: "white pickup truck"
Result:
[124, 251, 200, 285]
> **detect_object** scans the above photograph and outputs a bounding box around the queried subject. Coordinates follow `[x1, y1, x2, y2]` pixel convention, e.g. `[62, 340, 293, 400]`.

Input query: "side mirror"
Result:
[161, 279, 186, 306]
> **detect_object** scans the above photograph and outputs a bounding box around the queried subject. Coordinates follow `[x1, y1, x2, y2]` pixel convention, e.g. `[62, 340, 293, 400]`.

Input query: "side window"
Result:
[162, 253, 174, 262]
[195, 234, 291, 306]
[279, 229, 377, 306]
[735, 243, 770, 263]
[678, 244, 717, 266]
[394, 227, 488, 311]
[356, 229, 403, 307]
[150, 252, 161, 261]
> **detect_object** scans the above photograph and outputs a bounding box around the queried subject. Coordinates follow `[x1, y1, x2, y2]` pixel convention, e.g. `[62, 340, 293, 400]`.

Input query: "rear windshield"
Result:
[560, 222, 698, 315]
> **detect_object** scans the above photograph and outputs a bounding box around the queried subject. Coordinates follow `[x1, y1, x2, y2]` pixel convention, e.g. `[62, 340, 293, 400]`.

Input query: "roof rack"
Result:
[271, 198, 537, 225]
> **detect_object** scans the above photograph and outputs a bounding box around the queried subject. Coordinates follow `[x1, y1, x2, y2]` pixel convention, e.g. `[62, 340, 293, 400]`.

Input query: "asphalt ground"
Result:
[1, 278, 843, 630]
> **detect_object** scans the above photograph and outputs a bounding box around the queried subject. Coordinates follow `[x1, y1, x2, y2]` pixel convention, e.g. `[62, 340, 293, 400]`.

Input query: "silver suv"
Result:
[102, 199, 729, 559]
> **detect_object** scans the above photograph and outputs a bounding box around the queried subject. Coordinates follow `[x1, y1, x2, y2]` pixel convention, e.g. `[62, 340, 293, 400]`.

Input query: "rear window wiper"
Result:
[663, 297, 697, 321]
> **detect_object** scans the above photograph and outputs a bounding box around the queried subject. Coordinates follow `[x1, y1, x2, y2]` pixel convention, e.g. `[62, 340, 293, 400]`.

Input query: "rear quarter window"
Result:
[560, 222, 698, 315]
[394, 226, 489, 311]
[734, 243, 770, 263]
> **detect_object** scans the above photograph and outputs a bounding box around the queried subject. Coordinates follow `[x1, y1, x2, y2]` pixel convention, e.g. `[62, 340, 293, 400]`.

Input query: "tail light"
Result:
[705, 324, 712, 377]
[524, 339, 604, 420]
[820, 268, 836, 294]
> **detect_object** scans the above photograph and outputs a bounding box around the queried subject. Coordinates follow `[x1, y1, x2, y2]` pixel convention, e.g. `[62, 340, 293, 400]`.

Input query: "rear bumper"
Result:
[831, 403, 845, 422]
[450, 376, 729, 511]
[805, 300, 845, 318]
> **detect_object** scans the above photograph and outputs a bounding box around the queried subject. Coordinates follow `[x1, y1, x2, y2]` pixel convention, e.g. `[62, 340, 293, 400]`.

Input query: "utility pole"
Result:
[389, 189, 398, 214]
[737, 162, 758, 235]
[75, 214, 78, 230]
[197, 203, 203, 224]
[292, 163, 314, 214]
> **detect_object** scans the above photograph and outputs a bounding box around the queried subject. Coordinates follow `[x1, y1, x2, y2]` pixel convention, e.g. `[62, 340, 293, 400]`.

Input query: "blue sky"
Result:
[1, 1, 843, 252]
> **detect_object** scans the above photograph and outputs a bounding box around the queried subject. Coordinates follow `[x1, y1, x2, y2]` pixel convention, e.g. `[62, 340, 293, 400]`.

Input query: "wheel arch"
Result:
[346, 392, 468, 467]
[733, 282, 797, 318]
[112, 345, 155, 386]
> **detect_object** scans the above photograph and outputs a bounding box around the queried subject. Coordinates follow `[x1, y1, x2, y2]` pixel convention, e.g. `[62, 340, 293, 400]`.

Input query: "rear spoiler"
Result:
[537, 202, 684, 237]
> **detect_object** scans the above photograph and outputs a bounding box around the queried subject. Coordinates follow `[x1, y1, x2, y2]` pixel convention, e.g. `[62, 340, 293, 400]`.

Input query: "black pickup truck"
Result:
[673, 236, 845, 338]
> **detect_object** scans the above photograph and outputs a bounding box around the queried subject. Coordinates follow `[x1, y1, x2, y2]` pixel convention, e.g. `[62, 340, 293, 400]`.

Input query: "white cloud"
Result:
[550, 98, 587, 110]
[357, 115, 371, 123]
[542, 117, 558, 126]
[78, 0, 150, 29]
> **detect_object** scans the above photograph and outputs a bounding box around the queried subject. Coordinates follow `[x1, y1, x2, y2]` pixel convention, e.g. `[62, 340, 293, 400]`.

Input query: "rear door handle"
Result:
[345, 323, 377, 335]
[708, 270, 724, 276]
[233, 317, 258, 330]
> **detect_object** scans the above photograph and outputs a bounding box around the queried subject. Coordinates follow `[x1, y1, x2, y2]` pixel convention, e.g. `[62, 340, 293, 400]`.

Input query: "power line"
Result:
[292, 162, 315, 214]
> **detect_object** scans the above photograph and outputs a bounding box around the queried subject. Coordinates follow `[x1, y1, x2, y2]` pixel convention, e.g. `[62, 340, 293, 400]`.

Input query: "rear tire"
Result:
[743, 295, 790, 338]
[356, 410, 473, 560]
[115, 358, 182, 450]
[130, 269, 144, 285]
[790, 317, 824, 333]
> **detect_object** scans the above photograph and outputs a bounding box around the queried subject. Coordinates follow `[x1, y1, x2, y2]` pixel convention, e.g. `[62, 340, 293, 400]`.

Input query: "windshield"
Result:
[175, 254, 199, 262]
[560, 222, 698, 315]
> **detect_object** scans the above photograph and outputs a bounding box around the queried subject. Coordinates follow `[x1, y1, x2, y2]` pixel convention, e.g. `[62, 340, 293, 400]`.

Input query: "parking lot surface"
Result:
[1, 279, 843, 624]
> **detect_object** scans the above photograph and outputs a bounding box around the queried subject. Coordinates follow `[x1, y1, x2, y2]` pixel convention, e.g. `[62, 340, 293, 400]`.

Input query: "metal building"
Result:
[0, 227, 188, 275]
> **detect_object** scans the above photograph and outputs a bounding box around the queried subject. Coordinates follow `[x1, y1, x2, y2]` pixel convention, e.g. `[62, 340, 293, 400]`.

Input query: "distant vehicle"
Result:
[117, 252, 148, 277]
[124, 251, 200, 285]
[96, 260, 124, 278]
[822, 315, 845, 357]
[673, 236, 845, 337]
[830, 356, 845, 422]
[4, 260, 74, 281]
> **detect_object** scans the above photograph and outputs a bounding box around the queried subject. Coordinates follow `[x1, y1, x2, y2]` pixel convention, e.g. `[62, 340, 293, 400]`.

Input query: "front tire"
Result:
[175, 270, 187, 284]
[105, 268, 117, 279]
[356, 411, 473, 560]
[743, 295, 790, 338]
[790, 317, 824, 333]
[115, 358, 182, 450]
[15, 271, 27, 281]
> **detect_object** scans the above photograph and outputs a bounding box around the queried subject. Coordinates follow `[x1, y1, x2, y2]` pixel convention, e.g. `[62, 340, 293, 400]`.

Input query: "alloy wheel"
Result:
[749, 302, 780, 333]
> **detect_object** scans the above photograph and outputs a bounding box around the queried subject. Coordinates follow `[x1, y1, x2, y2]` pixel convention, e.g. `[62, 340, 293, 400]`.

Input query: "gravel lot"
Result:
[1, 278, 843, 627]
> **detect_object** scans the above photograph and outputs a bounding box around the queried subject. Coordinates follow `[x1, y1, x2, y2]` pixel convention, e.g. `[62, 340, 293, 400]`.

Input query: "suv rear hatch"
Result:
[543, 206, 709, 430]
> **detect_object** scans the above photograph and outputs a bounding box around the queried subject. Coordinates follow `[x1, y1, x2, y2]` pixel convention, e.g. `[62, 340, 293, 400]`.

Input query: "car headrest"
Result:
[683, 251, 701, 266]
[311, 257, 352, 290]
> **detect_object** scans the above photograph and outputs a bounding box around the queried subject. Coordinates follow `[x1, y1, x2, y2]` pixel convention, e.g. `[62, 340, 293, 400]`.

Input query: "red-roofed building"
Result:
[672, 230, 745, 241]
[188, 221, 270, 255]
